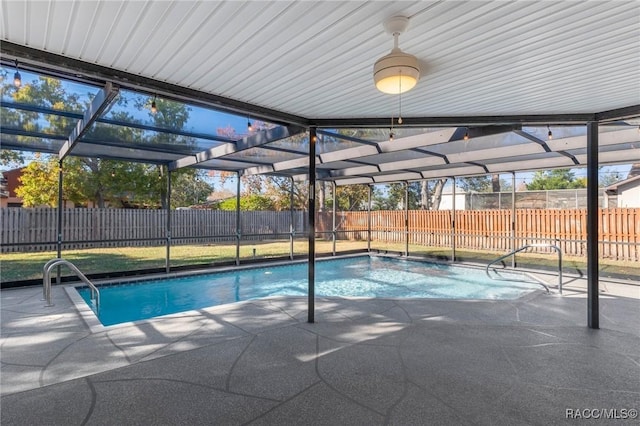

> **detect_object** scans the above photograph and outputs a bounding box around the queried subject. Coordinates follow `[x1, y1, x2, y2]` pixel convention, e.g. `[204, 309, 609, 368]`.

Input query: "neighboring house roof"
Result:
[604, 175, 640, 194]
[207, 190, 236, 202]
[1, 168, 25, 203]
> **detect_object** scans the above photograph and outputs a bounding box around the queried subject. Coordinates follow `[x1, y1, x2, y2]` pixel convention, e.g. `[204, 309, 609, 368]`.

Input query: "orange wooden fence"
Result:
[318, 208, 640, 261]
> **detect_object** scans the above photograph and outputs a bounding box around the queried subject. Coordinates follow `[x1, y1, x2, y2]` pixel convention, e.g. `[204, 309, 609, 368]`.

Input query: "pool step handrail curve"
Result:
[43, 258, 100, 313]
[486, 244, 563, 294]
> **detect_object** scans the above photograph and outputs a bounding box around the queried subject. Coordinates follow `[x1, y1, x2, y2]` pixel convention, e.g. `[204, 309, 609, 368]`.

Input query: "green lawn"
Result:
[1, 239, 638, 284]
[0, 240, 367, 283]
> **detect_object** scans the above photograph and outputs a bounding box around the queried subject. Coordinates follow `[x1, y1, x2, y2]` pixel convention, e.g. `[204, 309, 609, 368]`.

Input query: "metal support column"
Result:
[512, 172, 516, 268]
[587, 122, 599, 329]
[367, 185, 372, 252]
[404, 181, 409, 256]
[308, 128, 317, 323]
[332, 181, 337, 256]
[56, 160, 63, 286]
[235, 173, 241, 266]
[451, 177, 456, 262]
[166, 168, 171, 273]
[290, 176, 295, 261]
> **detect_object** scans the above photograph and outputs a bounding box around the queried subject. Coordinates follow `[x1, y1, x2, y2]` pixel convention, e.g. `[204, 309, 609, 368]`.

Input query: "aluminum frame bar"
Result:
[169, 125, 305, 171]
[308, 128, 317, 324]
[587, 122, 599, 329]
[59, 82, 119, 160]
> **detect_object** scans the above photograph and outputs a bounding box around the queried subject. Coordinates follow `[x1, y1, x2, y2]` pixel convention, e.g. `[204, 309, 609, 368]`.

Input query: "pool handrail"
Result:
[43, 258, 100, 313]
[486, 244, 563, 294]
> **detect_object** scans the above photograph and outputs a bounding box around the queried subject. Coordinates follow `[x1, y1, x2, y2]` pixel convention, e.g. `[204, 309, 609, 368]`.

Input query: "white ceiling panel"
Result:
[3, 0, 637, 119]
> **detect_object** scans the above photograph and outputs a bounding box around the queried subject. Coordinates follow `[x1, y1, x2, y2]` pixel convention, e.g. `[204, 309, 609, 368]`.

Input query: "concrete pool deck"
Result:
[1, 274, 639, 425]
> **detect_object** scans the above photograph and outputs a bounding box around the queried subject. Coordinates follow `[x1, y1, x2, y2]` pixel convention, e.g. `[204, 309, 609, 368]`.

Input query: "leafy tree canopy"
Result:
[332, 185, 370, 211]
[170, 171, 213, 209]
[457, 176, 492, 193]
[374, 182, 421, 210]
[526, 169, 587, 190]
[15, 155, 59, 207]
[218, 194, 275, 211]
[4, 73, 210, 208]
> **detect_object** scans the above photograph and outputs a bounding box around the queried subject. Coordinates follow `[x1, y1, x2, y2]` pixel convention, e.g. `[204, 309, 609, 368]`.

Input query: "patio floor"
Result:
[1, 273, 639, 425]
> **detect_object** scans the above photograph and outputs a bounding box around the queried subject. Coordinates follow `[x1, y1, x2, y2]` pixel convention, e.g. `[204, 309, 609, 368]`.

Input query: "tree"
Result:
[526, 169, 587, 190]
[374, 182, 421, 210]
[326, 185, 370, 211]
[263, 176, 308, 210]
[15, 155, 59, 207]
[5, 74, 200, 208]
[218, 194, 274, 211]
[499, 178, 513, 192]
[458, 176, 491, 193]
[429, 179, 447, 210]
[0, 150, 23, 167]
[418, 179, 448, 210]
[170, 171, 213, 208]
[491, 174, 500, 192]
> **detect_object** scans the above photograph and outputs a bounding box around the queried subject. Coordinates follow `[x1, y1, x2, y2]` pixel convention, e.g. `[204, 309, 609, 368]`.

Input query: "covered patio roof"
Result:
[1, 0, 638, 183]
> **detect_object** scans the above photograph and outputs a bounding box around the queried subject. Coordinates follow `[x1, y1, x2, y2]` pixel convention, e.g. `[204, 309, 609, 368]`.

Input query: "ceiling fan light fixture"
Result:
[374, 51, 420, 94]
[373, 16, 420, 94]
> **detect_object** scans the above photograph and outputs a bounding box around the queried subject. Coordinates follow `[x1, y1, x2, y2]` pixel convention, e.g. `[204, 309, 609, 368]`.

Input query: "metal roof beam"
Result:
[1, 41, 309, 127]
[514, 129, 552, 152]
[0, 100, 82, 118]
[59, 82, 119, 160]
[168, 125, 306, 171]
[243, 128, 458, 176]
[595, 105, 640, 122]
[464, 161, 490, 174]
[1, 128, 68, 140]
[310, 115, 595, 128]
[316, 130, 379, 146]
[515, 128, 580, 166]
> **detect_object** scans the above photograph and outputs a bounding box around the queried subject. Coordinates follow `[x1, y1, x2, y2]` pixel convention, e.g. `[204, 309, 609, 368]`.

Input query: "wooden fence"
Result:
[318, 208, 640, 261]
[1, 208, 306, 253]
[2, 208, 639, 261]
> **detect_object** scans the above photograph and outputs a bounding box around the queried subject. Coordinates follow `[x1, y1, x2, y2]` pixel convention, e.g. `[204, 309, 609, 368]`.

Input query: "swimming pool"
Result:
[77, 256, 542, 326]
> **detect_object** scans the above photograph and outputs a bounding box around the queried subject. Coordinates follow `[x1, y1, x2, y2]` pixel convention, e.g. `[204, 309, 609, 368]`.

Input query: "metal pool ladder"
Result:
[43, 258, 100, 313]
[486, 244, 563, 294]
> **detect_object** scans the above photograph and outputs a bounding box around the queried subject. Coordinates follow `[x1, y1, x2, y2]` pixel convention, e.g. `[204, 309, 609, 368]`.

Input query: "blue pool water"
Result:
[77, 256, 540, 326]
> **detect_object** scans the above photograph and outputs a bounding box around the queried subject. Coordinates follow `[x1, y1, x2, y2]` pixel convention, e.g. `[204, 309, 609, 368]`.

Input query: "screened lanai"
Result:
[1, 1, 639, 330]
